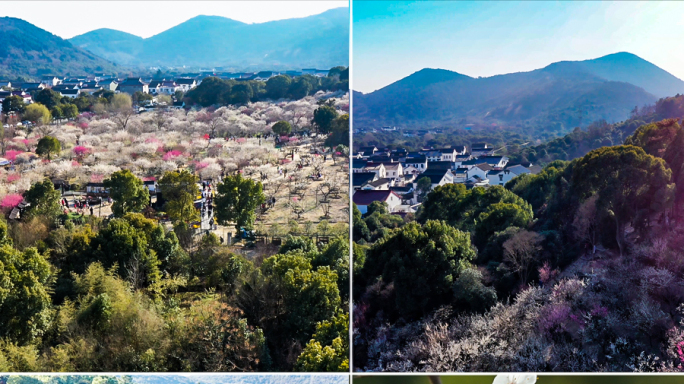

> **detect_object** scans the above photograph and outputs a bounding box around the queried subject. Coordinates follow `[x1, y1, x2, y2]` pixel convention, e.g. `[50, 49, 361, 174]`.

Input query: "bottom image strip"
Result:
[0, 375, 349, 384]
[353, 376, 684, 384]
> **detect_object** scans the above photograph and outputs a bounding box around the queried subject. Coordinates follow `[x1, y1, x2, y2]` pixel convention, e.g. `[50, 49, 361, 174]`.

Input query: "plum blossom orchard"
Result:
[0, 91, 349, 236]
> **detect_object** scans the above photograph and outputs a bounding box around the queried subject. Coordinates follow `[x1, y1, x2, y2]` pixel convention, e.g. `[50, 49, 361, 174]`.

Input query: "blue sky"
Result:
[0, 1, 347, 39]
[353, 1, 684, 93]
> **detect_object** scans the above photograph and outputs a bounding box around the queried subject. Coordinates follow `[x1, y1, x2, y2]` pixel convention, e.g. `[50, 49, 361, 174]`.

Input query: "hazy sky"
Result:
[0, 1, 348, 39]
[354, 1, 684, 93]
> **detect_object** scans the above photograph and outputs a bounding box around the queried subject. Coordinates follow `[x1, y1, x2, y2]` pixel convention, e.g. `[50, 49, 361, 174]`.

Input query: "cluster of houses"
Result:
[352, 143, 541, 215]
[0, 67, 334, 113]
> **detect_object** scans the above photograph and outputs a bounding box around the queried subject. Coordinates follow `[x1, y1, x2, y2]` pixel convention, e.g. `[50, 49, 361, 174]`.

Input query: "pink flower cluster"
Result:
[73, 146, 90, 156]
[6, 174, 20, 183]
[236, 138, 246, 143]
[91, 174, 104, 183]
[195, 161, 209, 170]
[5, 150, 22, 161]
[0, 194, 23, 210]
[163, 150, 184, 161]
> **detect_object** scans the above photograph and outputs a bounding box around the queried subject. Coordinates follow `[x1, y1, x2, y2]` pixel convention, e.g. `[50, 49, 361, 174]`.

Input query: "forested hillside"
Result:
[0, 17, 118, 80]
[353, 100, 684, 372]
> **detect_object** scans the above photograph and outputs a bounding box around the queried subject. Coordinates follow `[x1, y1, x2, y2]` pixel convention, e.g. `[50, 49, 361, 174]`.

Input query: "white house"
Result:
[364, 163, 386, 179]
[175, 78, 197, 92]
[439, 148, 458, 161]
[353, 190, 403, 214]
[418, 169, 453, 190]
[468, 163, 493, 181]
[478, 155, 509, 168]
[487, 169, 517, 186]
[40, 76, 61, 87]
[381, 163, 403, 180]
[60, 89, 81, 99]
[404, 157, 428, 173]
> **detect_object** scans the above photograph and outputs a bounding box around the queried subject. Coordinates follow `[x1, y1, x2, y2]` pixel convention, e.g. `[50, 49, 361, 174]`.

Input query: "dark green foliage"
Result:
[34, 89, 62, 109]
[361, 220, 476, 319]
[265, 75, 292, 100]
[214, 173, 265, 232]
[1, 96, 26, 114]
[0, 245, 53, 344]
[452, 268, 497, 313]
[35, 136, 61, 160]
[271, 120, 292, 136]
[23, 178, 61, 220]
[324, 114, 349, 148]
[313, 105, 339, 134]
[0, 17, 118, 79]
[104, 170, 149, 217]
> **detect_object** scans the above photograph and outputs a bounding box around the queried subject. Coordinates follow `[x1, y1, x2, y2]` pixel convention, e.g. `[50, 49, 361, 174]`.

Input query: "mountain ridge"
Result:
[0, 17, 119, 79]
[69, 7, 349, 70]
[354, 52, 683, 131]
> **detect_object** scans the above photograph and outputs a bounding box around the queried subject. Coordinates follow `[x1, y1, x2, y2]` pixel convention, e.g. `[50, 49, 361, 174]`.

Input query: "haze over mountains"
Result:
[0, 16, 119, 79]
[353, 52, 684, 130]
[69, 7, 349, 70]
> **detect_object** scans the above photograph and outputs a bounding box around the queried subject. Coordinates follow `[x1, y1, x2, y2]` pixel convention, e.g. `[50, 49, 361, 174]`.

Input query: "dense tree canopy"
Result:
[361, 220, 477, 319]
[104, 170, 149, 217]
[215, 173, 265, 232]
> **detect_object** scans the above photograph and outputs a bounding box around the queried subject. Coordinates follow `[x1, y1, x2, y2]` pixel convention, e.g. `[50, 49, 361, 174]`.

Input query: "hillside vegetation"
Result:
[353, 53, 684, 134]
[0, 17, 118, 80]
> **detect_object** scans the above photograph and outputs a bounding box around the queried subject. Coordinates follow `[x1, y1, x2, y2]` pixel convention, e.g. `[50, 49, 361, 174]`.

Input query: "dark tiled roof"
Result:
[352, 172, 376, 187]
[353, 190, 399, 206]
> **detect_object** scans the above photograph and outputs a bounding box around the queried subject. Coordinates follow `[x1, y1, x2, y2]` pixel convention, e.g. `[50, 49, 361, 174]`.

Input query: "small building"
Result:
[353, 189, 403, 214]
[352, 172, 377, 190]
[86, 183, 109, 196]
[487, 169, 517, 186]
[417, 169, 453, 189]
[118, 77, 149, 94]
[175, 78, 197, 91]
[40, 76, 61, 87]
[60, 89, 81, 99]
[98, 79, 118, 91]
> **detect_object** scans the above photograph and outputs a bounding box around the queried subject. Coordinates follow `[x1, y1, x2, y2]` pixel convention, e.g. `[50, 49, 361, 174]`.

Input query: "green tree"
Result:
[34, 88, 62, 109]
[288, 77, 313, 99]
[158, 170, 200, 224]
[0, 244, 54, 345]
[50, 105, 63, 120]
[352, 203, 370, 242]
[215, 173, 265, 232]
[265, 75, 292, 100]
[312, 105, 338, 134]
[473, 202, 534, 248]
[104, 170, 149, 217]
[571, 145, 674, 255]
[1, 95, 26, 114]
[231, 83, 253, 104]
[35, 136, 61, 160]
[294, 312, 349, 372]
[416, 176, 432, 202]
[261, 252, 341, 342]
[23, 178, 62, 219]
[110, 93, 132, 112]
[324, 114, 349, 148]
[23, 104, 51, 126]
[89, 218, 162, 287]
[271, 120, 292, 136]
[362, 220, 477, 319]
[61, 103, 79, 119]
[417, 183, 467, 222]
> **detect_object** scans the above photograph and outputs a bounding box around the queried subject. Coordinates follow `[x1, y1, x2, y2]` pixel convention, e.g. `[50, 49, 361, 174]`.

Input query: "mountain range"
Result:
[69, 8, 349, 70]
[353, 52, 684, 130]
[0, 16, 119, 79]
